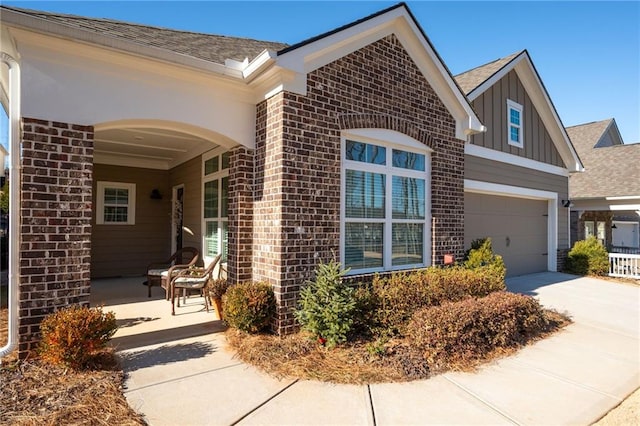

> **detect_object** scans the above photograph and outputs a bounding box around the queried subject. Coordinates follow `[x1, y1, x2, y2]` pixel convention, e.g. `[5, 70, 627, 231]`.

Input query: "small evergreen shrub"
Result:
[38, 305, 118, 369]
[408, 291, 548, 366]
[370, 266, 506, 336]
[294, 260, 356, 348]
[464, 238, 507, 279]
[223, 282, 275, 333]
[565, 236, 609, 276]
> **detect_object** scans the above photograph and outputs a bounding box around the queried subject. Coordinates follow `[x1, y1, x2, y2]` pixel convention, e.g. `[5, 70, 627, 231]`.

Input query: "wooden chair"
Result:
[169, 254, 222, 315]
[145, 247, 199, 298]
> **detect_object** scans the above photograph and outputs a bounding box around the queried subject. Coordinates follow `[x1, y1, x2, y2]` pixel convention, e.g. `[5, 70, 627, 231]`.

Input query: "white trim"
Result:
[606, 195, 640, 201]
[466, 51, 583, 172]
[201, 147, 230, 264]
[506, 99, 524, 148]
[340, 130, 432, 275]
[275, 5, 484, 140]
[464, 179, 558, 272]
[95, 181, 136, 225]
[464, 143, 569, 177]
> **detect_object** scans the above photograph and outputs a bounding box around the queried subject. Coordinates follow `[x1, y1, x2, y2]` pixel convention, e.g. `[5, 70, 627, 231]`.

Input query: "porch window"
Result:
[96, 181, 135, 225]
[507, 99, 523, 148]
[341, 135, 430, 274]
[584, 220, 606, 246]
[203, 150, 229, 262]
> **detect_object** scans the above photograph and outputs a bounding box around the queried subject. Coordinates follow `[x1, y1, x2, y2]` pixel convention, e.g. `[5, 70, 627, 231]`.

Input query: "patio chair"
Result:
[145, 247, 199, 298]
[169, 254, 222, 315]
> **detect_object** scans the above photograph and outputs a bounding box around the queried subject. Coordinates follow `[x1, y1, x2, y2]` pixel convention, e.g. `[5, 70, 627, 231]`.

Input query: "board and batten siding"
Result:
[91, 165, 171, 278]
[465, 155, 570, 249]
[169, 156, 202, 252]
[470, 70, 565, 168]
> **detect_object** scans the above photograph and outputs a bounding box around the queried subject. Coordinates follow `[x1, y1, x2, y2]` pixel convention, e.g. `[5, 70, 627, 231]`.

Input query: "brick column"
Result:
[18, 118, 93, 357]
[227, 146, 254, 284]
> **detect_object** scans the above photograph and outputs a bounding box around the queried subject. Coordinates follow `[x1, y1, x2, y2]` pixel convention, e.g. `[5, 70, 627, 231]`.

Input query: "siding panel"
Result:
[470, 70, 565, 168]
[92, 165, 171, 278]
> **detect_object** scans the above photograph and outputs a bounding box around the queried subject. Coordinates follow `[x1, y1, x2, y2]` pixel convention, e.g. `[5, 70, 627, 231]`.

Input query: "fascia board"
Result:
[513, 57, 583, 172]
[467, 50, 583, 173]
[1, 8, 245, 79]
[275, 7, 484, 140]
[10, 27, 257, 103]
[466, 53, 525, 102]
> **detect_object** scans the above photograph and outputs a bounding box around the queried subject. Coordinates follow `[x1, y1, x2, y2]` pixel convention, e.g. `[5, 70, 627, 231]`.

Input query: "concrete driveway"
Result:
[100, 273, 640, 425]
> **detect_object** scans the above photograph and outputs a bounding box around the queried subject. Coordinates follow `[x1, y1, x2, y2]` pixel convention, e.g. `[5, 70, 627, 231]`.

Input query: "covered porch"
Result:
[90, 276, 226, 352]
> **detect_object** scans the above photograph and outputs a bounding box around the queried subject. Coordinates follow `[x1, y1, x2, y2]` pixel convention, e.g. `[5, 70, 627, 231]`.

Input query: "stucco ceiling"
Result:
[94, 127, 217, 170]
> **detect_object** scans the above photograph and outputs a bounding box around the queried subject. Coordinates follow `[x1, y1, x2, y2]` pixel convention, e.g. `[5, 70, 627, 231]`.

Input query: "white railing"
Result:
[609, 253, 640, 279]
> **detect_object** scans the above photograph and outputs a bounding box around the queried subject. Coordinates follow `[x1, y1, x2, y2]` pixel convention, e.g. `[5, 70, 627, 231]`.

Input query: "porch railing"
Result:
[609, 246, 640, 255]
[609, 253, 640, 279]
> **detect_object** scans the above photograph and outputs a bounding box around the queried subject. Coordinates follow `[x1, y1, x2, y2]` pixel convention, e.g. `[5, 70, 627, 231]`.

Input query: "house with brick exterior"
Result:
[0, 3, 581, 356]
[566, 119, 640, 251]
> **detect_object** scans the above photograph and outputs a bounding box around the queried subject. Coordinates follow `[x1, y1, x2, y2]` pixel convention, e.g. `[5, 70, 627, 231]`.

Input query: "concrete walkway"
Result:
[98, 273, 640, 425]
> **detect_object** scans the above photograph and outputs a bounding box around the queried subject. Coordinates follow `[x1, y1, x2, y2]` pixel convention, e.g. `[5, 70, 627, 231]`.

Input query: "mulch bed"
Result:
[0, 351, 146, 426]
[227, 309, 570, 384]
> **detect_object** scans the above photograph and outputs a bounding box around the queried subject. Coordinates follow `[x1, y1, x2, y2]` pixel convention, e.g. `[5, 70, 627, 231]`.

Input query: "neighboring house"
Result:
[0, 3, 581, 356]
[566, 119, 640, 251]
[454, 51, 582, 276]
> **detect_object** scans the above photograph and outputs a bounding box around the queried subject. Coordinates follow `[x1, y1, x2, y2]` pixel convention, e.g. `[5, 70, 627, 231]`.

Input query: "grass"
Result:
[227, 309, 570, 384]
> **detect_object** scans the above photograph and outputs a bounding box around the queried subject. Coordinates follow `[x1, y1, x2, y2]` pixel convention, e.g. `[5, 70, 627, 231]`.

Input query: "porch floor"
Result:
[90, 276, 226, 352]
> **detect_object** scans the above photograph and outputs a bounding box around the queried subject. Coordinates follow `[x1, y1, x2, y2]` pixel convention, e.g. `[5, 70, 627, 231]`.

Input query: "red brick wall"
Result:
[227, 146, 254, 284]
[253, 35, 463, 333]
[19, 118, 93, 357]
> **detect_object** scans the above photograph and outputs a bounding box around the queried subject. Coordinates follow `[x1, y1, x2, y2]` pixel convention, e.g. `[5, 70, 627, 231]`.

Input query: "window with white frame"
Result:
[507, 99, 523, 148]
[203, 150, 229, 263]
[96, 181, 136, 225]
[341, 135, 430, 274]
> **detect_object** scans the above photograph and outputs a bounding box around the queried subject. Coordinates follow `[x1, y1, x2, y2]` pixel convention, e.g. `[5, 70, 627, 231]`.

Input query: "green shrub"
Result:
[464, 238, 506, 279]
[294, 260, 356, 348]
[370, 266, 506, 337]
[565, 236, 609, 276]
[38, 305, 118, 369]
[408, 291, 548, 366]
[223, 282, 275, 333]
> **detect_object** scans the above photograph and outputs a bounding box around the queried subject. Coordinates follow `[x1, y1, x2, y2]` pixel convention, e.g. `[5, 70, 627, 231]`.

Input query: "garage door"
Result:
[465, 192, 548, 277]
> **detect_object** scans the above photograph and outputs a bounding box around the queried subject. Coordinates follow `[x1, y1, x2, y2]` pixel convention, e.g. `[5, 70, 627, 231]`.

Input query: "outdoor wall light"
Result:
[150, 189, 162, 200]
[612, 224, 617, 229]
[561, 199, 573, 208]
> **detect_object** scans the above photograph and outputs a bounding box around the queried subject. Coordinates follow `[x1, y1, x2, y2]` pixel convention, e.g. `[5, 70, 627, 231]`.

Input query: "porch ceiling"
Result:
[94, 126, 218, 170]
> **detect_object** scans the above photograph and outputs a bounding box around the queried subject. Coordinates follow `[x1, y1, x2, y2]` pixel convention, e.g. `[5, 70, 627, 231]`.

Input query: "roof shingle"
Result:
[454, 51, 521, 94]
[567, 119, 640, 198]
[2, 6, 288, 64]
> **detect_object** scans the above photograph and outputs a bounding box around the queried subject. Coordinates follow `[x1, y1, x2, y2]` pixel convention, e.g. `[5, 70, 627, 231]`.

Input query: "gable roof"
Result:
[566, 119, 616, 155]
[273, 2, 485, 139]
[567, 119, 639, 199]
[454, 51, 521, 94]
[454, 50, 583, 172]
[1, 6, 288, 65]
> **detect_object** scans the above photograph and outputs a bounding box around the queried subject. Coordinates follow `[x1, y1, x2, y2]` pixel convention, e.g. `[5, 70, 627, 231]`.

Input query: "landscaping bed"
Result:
[224, 241, 571, 384]
[0, 353, 145, 425]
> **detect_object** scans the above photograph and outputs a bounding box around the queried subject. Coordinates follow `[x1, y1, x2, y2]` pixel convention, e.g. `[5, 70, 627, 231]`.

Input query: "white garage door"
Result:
[465, 192, 548, 277]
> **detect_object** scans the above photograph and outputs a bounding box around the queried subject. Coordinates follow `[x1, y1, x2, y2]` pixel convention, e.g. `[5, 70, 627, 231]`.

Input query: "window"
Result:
[342, 136, 430, 274]
[507, 99, 523, 148]
[96, 182, 135, 225]
[584, 220, 606, 246]
[203, 150, 230, 263]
